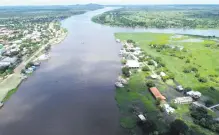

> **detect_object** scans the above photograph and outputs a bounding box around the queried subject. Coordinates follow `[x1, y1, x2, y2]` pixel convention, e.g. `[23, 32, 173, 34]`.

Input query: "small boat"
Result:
[116, 39, 121, 43]
[115, 82, 124, 88]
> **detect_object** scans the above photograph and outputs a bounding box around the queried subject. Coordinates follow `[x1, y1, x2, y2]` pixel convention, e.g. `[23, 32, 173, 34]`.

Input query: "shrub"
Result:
[121, 59, 127, 65]
[146, 81, 155, 88]
[195, 73, 200, 78]
[184, 87, 192, 92]
[185, 59, 190, 63]
[198, 77, 208, 83]
[183, 68, 191, 73]
[191, 67, 198, 72]
[161, 76, 169, 82]
[205, 100, 214, 107]
[122, 67, 130, 77]
[142, 66, 150, 71]
[127, 39, 135, 44]
[148, 60, 154, 65]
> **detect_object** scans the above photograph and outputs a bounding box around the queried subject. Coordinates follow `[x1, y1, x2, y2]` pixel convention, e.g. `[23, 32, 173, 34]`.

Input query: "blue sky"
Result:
[0, 0, 219, 5]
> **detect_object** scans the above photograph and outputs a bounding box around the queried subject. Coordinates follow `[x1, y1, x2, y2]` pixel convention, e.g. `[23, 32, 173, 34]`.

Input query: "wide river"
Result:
[0, 7, 219, 135]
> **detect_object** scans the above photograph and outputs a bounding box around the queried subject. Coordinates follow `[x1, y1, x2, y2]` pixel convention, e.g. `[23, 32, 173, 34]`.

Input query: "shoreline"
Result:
[0, 27, 68, 103]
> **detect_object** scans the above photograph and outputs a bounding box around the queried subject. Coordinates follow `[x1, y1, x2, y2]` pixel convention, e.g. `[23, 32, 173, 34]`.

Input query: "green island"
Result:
[115, 32, 219, 135]
[93, 5, 219, 29]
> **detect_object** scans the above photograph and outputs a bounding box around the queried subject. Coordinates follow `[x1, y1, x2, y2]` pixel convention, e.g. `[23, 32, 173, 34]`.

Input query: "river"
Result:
[0, 7, 218, 135]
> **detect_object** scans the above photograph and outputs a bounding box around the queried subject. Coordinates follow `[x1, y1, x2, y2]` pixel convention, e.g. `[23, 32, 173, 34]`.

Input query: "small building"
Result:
[174, 97, 193, 104]
[151, 74, 158, 79]
[187, 91, 202, 99]
[149, 87, 166, 100]
[176, 85, 184, 91]
[138, 114, 146, 122]
[126, 60, 140, 69]
[160, 72, 166, 77]
[163, 104, 175, 114]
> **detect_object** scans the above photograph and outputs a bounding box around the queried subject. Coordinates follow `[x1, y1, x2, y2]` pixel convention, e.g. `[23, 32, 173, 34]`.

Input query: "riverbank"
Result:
[0, 28, 68, 103]
[115, 33, 219, 135]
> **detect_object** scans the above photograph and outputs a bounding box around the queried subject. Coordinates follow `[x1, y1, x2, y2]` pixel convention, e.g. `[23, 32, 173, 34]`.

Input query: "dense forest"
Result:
[92, 5, 219, 29]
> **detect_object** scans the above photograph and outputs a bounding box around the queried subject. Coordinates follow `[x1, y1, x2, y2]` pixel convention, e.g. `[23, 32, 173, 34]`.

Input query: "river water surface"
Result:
[0, 7, 219, 135]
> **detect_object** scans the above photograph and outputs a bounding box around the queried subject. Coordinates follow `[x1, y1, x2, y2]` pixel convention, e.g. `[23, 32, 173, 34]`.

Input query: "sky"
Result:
[0, 0, 219, 6]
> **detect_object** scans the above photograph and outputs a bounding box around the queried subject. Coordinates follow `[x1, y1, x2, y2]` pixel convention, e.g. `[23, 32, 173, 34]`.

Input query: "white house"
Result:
[163, 104, 175, 114]
[174, 97, 193, 104]
[176, 85, 184, 91]
[187, 91, 202, 98]
[160, 72, 166, 77]
[126, 60, 140, 69]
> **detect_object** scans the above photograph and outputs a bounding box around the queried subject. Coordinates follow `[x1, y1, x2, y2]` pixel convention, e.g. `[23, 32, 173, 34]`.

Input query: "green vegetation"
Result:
[3, 88, 18, 102]
[115, 32, 219, 135]
[115, 32, 219, 103]
[93, 5, 219, 29]
[190, 107, 219, 133]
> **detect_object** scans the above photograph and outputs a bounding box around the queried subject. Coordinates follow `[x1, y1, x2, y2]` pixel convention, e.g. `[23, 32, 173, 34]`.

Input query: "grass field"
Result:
[116, 72, 169, 133]
[115, 32, 219, 103]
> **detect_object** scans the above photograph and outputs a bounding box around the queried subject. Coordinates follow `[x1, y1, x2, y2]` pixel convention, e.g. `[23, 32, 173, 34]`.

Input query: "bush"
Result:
[127, 39, 135, 44]
[205, 100, 214, 107]
[170, 102, 178, 109]
[161, 76, 169, 82]
[122, 67, 130, 77]
[121, 59, 127, 65]
[146, 81, 155, 88]
[184, 87, 192, 92]
[142, 66, 150, 71]
[195, 73, 200, 78]
[148, 60, 154, 65]
[185, 59, 190, 63]
[183, 68, 192, 73]
[198, 77, 208, 83]
[191, 67, 198, 72]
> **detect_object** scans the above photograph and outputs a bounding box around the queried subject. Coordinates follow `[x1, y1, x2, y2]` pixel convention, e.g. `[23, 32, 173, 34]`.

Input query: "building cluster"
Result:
[119, 42, 142, 69]
[0, 21, 62, 76]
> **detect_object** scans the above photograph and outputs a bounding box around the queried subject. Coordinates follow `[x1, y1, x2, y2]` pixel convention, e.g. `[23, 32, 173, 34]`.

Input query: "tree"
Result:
[148, 60, 154, 65]
[198, 77, 208, 83]
[205, 100, 214, 107]
[146, 81, 155, 88]
[142, 66, 150, 71]
[170, 119, 189, 135]
[122, 67, 130, 77]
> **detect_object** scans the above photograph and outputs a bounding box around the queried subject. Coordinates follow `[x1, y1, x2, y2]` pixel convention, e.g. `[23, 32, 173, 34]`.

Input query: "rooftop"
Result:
[149, 87, 166, 100]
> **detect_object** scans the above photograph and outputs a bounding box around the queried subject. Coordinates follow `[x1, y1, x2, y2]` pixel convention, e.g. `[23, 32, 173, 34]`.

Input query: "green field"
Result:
[92, 5, 219, 29]
[115, 32, 219, 103]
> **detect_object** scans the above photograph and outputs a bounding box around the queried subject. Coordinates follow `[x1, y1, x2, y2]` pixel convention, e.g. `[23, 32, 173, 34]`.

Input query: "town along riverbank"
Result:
[0, 26, 67, 103]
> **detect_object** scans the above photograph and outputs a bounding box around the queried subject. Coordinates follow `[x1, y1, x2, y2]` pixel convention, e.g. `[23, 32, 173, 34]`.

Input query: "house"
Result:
[149, 87, 166, 100]
[1, 57, 17, 65]
[126, 60, 140, 69]
[163, 104, 175, 114]
[187, 91, 202, 99]
[176, 85, 184, 91]
[160, 72, 166, 77]
[151, 74, 158, 79]
[174, 97, 193, 104]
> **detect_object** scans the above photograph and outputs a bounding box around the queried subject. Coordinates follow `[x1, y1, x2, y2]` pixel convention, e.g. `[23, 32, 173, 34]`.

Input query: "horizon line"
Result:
[0, 3, 219, 7]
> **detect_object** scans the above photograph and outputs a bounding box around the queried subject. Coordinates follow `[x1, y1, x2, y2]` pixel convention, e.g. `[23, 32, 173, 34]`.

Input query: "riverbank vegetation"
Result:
[115, 33, 219, 135]
[3, 88, 18, 102]
[93, 5, 219, 29]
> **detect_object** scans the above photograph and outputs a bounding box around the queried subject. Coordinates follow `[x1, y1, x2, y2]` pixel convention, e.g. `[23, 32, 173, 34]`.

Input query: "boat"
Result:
[116, 39, 121, 43]
[117, 76, 128, 84]
[115, 82, 124, 88]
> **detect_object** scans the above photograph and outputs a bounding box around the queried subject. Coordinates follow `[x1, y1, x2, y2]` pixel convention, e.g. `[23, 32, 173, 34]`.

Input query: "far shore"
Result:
[0, 28, 68, 103]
